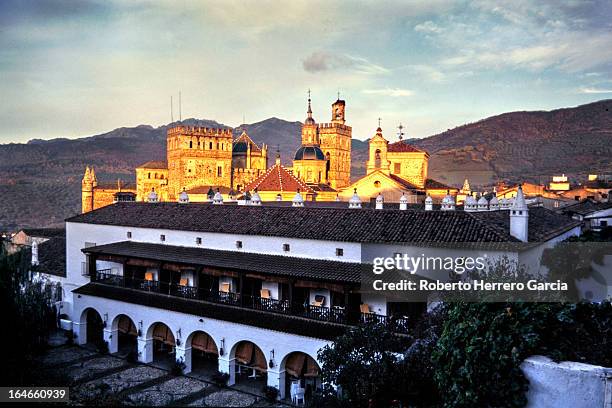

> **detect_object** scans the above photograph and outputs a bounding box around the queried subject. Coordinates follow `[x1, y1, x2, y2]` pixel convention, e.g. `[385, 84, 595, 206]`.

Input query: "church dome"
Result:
[294, 145, 325, 161]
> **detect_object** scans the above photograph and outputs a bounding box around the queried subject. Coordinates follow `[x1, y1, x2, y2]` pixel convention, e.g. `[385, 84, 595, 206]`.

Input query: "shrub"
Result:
[211, 371, 229, 387]
[126, 350, 138, 363]
[96, 340, 109, 354]
[171, 360, 185, 376]
[262, 385, 279, 401]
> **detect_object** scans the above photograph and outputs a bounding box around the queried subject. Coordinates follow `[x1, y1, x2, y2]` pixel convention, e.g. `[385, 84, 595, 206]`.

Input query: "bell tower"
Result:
[319, 95, 352, 189]
[366, 123, 390, 175]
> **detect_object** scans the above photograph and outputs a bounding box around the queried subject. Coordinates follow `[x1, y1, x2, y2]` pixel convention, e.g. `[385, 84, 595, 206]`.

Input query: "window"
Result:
[189, 141, 193, 148]
[217, 166, 222, 177]
[209, 142, 213, 149]
[236, 240, 243, 249]
[127, 231, 132, 239]
[196, 237, 202, 245]
[160, 234, 165, 242]
[374, 180, 381, 188]
[283, 243, 290, 252]
[148, 173, 151, 179]
[336, 248, 344, 256]
[394, 163, 401, 174]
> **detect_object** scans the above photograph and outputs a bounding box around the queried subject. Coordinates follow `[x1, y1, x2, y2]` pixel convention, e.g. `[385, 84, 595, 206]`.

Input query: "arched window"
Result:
[189, 141, 193, 149]
[375, 149, 381, 168]
[374, 180, 381, 188]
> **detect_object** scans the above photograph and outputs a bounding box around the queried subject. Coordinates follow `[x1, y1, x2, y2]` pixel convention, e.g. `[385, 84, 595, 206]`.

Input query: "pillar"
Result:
[268, 368, 285, 399]
[176, 346, 192, 374]
[104, 328, 118, 353]
[218, 356, 235, 385]
[73, 321, 87, 345]
[138, 337, 153, 363]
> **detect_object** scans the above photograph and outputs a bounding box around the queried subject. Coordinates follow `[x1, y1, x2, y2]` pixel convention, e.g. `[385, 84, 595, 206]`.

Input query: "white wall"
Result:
[521, 355, 612, 408]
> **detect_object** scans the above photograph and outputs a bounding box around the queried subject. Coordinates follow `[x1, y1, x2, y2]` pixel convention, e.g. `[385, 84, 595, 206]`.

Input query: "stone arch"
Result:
[229, 340, 268, 385]
[185, 330, 219, 374]
[280, 351, 321, 403]
[79, 307, 104, 346]
[111, 314, 138, 355]
[146, 322, 176, 365]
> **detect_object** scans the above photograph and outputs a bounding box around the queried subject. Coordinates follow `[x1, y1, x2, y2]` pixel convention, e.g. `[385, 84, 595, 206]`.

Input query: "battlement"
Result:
[318, 122, 352, 132]
[167, 125, 233, 137]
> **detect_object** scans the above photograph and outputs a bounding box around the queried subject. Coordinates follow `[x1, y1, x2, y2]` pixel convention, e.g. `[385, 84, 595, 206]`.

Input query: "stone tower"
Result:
[319, 98, 352, 189]
[81, 166, 97, 213]
[366, 126, 390, 175]
[166, 125, 233, 200]
[293, 94, 328, 185]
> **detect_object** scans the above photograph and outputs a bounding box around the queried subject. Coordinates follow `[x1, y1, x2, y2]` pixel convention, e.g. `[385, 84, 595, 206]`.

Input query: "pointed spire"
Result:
[512, 184, 528, 210]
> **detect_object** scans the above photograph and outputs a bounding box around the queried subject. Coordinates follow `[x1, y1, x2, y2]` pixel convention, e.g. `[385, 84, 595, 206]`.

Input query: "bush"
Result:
[171, 360, 186, 376]
[262, 385, 279, 401]
[126, 350, 138, 363]
[96, 340, 109, 354]
[432, 301, 612, 408]
[211, 371, 229, 387]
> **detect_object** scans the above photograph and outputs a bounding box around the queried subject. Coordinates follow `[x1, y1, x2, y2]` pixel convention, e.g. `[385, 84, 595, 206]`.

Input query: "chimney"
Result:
[375, 193, 384, 210]
[31, 241, 39, 266]
[400, 192, 409, 210]
[510, 184, 529, 242]
[424, 195, 433, 211]
[349, 188, 362, 209]
[292, 189, 304, 207]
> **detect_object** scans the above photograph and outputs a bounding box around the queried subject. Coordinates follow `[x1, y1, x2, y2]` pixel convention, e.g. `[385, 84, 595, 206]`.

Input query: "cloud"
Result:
[362, 88, 414, 97]
[414, 20, 443, 34]
[302, 52, 389, 75]
[579, 87, 612, 94]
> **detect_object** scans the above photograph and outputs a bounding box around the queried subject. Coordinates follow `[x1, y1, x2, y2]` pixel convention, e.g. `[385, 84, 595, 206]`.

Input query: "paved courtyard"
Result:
[33, 343, 289, 407]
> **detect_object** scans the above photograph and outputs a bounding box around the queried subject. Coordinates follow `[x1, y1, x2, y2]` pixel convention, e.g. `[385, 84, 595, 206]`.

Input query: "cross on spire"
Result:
[397, 123, 405, 140]
[378, 117, 382, 128]
[337, 90, 341, 100]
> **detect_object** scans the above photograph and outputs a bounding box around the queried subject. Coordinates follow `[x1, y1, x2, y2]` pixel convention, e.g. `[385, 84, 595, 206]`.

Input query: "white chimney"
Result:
[400, 192, 409, 210]
[375, 193, 384, 210]
[31, 241, 39, 266]
[292, 189, 304, 207]
[510, 184, 529, 242]
[424, 195, 433, 211]
[349, 189, 362, 209]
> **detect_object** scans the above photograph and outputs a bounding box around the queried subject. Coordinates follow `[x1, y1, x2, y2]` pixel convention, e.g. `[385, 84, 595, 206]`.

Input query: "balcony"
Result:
[94, 271, 409, 334]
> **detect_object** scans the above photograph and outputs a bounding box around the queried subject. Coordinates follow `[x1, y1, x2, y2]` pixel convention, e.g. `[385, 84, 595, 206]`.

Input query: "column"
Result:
[175, 346, 193, 374]
[138, 337, 153, 363]
[267, 368, 284, 400]
[218, 356, 235, 385]
[104, 328, 119, 353]
[73, 321, 87, 345]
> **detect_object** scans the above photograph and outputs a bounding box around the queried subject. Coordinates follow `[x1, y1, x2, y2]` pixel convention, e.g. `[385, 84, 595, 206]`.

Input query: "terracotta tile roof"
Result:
[561, 199, 612, 216]
[67, 201, 520, 243]
[243, 163, 314, 193]
[425, 178, 456, 190]
[471, 207, 582, 242]
[37, 237, 66, 277]
[83, 241, 365, 284]
[387, 141, 425, 153]
[136, 160, 168, 169]
[388, 174, 419, 190]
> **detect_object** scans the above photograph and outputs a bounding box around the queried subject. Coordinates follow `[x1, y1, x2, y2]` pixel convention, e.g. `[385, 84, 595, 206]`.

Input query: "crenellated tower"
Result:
[166, 125, 233, 200]
[318, 98, 352, 189]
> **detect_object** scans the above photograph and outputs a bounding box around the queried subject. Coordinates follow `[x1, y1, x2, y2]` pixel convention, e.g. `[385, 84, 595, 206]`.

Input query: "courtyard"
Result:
[33, 338, 289, 407]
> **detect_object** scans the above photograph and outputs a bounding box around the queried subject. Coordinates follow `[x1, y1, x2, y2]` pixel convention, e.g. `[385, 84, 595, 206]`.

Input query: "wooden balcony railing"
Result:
[94, 271, 410, 334]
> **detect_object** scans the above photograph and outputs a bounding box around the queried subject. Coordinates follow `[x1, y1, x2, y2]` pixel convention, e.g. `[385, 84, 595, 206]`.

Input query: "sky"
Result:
[1, 0, 611, 143]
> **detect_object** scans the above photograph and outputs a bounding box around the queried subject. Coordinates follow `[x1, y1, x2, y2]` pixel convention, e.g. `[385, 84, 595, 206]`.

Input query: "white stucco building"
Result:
[47, 186, 582, 401]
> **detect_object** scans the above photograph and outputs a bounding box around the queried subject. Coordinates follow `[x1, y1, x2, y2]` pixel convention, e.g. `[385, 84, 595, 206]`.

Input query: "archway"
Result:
[81, 307, 104, 347]
[112, 314, 138, 357]
[148, 322, 175, 368]
[231, 340, 268, 389]
[187, 331, 218, 376]
[281, 352, 321, 404]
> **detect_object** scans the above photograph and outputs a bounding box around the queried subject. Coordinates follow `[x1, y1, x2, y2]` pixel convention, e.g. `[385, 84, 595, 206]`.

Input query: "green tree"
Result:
[0, 245, 55, 385]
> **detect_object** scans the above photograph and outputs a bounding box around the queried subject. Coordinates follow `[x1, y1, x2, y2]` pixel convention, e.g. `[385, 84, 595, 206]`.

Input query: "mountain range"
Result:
[1, 99, 610, 230]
